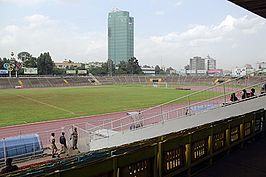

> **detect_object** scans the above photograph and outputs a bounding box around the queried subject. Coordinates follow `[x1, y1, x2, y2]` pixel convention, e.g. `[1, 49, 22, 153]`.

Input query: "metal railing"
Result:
[0, 72, 265, 166]
[84, 73, 266, 141]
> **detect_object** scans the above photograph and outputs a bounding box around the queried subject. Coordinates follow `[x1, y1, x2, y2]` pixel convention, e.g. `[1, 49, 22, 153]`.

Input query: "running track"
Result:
[0, 86, 238, 146]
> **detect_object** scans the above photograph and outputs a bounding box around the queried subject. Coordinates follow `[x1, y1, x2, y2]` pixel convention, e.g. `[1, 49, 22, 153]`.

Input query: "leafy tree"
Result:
[53, 68, 65, 75]
[0, 58, 4, 69]
[155, 65, 166, 75]
[155, 65, 161, 74]
[116, 57, 143, 75]
[116, 61, 128, 74]
[37, 52, 54, 75]
[166, 67, 175, 74]
[24, 57, 37, 68]
[17, 52, 31, 63]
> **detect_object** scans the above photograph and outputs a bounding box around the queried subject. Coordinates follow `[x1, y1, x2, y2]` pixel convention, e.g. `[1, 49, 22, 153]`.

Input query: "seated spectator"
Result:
[248, 88, 256, 97]
[261, 84, 266, 94]
[0, 158, 18, 174]
[241, 89, 248, 99]
[230, 93, 238, 102]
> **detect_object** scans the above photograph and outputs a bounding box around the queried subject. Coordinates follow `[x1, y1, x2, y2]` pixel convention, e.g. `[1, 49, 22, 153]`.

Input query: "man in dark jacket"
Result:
[1, 158, 18, 174]
[60, 132, 67, 154]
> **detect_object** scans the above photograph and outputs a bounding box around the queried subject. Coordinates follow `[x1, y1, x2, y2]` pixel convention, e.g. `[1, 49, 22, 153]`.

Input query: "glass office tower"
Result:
[108, 9, 134, 65]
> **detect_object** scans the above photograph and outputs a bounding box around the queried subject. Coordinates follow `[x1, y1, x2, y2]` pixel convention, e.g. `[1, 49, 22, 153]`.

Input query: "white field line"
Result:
[16, 94, 76, 115]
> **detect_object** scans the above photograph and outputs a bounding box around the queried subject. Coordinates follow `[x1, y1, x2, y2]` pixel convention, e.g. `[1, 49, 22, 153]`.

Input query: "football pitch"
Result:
[0, 85, 220, 127]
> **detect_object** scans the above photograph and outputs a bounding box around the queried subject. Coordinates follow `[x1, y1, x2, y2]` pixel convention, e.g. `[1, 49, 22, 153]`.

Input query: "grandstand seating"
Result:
[0, 75, 265, 89]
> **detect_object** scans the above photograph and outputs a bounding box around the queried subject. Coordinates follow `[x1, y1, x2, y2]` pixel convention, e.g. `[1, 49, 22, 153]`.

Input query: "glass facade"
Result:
[108, 10, 134, 65]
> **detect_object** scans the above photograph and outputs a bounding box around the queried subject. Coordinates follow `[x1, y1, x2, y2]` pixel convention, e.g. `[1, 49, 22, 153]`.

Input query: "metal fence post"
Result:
[3, 138, 7, 162]
[223, 83, 226, 104]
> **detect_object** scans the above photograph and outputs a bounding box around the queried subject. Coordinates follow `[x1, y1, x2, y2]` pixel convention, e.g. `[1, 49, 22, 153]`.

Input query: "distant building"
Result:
[141, 66, 155, 75]
[256, 62, 266, 75]
[85, 62, 104, 69]
[55, 60, 82, 69]
[256, 62, 266, 70]
[189, 56, 205, 70]
[232, 66, 255, 77]
[108, 8, 134, 65]
[206, 55, 216, 70]
[187, 56, 206, 75]
[207, 69, 223, 76]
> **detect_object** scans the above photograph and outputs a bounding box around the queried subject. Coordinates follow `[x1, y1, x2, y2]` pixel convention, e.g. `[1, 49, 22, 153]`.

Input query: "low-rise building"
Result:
[141, 66, 155, 75]
[85, 62, 104, 69]
[55, 60, 82, 69]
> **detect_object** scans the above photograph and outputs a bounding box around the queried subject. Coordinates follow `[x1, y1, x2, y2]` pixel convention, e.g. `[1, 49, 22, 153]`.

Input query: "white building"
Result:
[85, 62, 104, 69]
[141, 67, 155, 75]
[205, 55, 216, 70]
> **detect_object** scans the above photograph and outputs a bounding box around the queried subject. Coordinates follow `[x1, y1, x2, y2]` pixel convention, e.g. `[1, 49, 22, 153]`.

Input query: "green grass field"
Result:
[0, 85, 220, 127]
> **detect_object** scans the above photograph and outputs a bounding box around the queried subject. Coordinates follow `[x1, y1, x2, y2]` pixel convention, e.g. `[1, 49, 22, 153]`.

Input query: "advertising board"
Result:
[24, 68, 38, 74]
[0, 70, 8, 75]
[66, 70, 76, 74]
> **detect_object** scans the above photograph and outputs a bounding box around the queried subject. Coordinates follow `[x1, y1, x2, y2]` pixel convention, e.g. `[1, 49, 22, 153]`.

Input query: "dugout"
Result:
[0, 134, 43, 161]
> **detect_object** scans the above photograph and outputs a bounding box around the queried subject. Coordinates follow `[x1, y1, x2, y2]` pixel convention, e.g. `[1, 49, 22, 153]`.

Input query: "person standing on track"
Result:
[50, 132, 58, 158]
[59, 132, 67, 154]
[70, 128, 78, 150]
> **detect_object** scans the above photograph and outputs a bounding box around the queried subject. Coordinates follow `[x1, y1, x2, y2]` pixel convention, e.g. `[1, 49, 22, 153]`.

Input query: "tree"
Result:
[166, 67, 175, 75]
[154, 65, 166, 75]
[127, 57, 143, 74]
[24, 57, 37, 68]
[37, 52, 54, 75]
[0, 57, 10, 69]
[17, 52, 31, 63]
[88, 62, 109, 75]
[155, 65, 161, 74]
[116, 61, 128, 74]
[116, 57, 143, 75]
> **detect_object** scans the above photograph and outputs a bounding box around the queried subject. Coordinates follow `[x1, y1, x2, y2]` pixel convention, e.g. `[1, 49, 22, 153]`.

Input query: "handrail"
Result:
[86, 70, 265, 135]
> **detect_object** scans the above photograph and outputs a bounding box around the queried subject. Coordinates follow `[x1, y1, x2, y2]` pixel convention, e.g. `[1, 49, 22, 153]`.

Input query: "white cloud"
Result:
[0, 14, 266, 69]
[0, 0, 45, 6]
[173, 0, 182, 7]
[0, 14, 106, 62]
[0, 0, 79, 6]
[136, 15, 266, 69]
[155, 11, 165, 16]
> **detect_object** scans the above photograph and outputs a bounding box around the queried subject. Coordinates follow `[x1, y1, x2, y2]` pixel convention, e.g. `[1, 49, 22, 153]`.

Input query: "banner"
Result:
[77, 70, 87, 74]
[66, 70, 76, 74]
[24, 68, 38, 74]
[0, 70, 8, 75]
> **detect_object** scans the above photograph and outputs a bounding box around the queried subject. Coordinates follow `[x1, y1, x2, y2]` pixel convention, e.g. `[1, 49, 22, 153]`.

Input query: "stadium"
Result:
[0, 72, 266, 176]
[1, 0, 266, 177]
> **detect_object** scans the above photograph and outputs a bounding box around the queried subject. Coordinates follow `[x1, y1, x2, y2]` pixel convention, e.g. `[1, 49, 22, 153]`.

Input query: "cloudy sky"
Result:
[0, 0, 266, 70]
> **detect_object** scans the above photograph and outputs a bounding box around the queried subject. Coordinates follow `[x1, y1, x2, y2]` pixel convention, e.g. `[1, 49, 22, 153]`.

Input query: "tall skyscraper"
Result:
[108, 9, 134, 65]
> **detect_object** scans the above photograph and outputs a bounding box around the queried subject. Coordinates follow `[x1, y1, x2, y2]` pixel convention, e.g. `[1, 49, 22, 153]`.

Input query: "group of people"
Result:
[0, 128, 79, 175]
[50, 128, 78, 158]
[230, 88, 256, 102]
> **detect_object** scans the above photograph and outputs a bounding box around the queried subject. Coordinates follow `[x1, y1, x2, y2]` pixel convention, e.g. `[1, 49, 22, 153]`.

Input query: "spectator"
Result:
[261, 84, 266, 94]
[50, 133, 58, 158]
[230, 93, 238, 102]
[0, 158, 18, 174]
[241, 89, 248, 99]
[59, 132, 67, 154]
[248, 88, 256, 97]
[70, 128, 78, 150]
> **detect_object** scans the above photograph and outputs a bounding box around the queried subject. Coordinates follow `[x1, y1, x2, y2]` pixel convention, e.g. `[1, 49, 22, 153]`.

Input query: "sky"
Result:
[0, 0, 266, 70]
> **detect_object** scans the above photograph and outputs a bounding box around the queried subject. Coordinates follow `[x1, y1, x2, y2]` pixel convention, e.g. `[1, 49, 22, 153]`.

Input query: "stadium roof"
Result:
[228, 0, 266, 19]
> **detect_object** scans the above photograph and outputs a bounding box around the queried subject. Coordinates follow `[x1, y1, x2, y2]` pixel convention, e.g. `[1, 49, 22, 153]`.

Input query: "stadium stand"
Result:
[0, 75, 265, 89]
